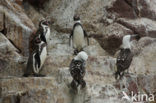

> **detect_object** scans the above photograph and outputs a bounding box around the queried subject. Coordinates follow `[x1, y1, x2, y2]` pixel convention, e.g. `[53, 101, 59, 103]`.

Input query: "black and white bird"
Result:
[38, 19, 50, 43]
[69, 51, 88, 91]
[30, 19, 50, 53]
[115, 34, 140, 79]
[69, 15, 89, 55]
[23, 36, 47, 77]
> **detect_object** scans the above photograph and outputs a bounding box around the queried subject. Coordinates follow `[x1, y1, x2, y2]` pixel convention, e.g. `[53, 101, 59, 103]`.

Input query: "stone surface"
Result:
[0, 11, 4, 31]
[0, 33, 26, 77]
[43, 0, 156, 54]
[0, 70, 156, 103]
[130, 42, 156, 75]
[0, 0, 36, 56]
[23, 0, 49, 9]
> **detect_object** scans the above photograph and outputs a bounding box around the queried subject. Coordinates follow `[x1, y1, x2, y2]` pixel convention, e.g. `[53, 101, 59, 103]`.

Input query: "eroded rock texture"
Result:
[0, 0, 35, 56]
[0, 0, 156, 103]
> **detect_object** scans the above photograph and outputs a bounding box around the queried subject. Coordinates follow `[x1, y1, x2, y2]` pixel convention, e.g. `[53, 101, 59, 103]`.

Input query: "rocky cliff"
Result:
[0, 0, 156, 103]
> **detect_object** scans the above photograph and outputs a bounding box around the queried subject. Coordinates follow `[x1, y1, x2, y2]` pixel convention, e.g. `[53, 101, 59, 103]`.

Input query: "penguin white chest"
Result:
[40, 47, 47, 67]
[45, 28, 50, 42]
[73, 26, 85, 49]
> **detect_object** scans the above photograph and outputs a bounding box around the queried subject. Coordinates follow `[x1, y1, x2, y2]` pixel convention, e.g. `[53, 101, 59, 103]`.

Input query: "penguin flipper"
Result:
[41, 32, 47, 44]
[84, 30, 89, 45]
[35, 52, 41, 68]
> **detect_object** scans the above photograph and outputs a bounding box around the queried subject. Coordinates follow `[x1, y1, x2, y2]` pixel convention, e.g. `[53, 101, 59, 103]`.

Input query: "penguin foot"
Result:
[33, 74, 46, 77]
[23, 74, 30, 77]
[80, 80, 86, 89]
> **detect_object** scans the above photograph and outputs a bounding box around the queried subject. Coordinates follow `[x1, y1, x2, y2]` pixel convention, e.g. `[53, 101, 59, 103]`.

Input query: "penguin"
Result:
[115, 34, 140, 79]
[29, 19, 50, 54]
[23, 35, 47, 77]
[69, 51, 88, 92]
[38, 19, 50, 43]
[69, 15, 89, 55]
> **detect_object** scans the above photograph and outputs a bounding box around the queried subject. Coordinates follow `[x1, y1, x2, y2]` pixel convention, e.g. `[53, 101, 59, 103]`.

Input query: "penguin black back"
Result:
[70, 59, 86, 80]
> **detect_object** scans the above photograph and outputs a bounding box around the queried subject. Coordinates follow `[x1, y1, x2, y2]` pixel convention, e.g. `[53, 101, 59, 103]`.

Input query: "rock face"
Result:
[42, 0, 156, 55]
[23, 0, 49, 9]
[0, 0, 156, 103]
[0, 33, 26, 77]
[0, 0, 35, 56]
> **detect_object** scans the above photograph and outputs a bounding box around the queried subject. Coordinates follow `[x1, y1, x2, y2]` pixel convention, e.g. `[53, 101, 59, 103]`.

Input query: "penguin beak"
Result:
[45, 21, 49, 25]
[42, 21, 50, 26]
[131, 34, 141, 41]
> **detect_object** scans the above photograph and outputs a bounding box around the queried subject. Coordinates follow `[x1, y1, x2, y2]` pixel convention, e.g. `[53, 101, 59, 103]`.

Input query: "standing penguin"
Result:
[69, 15, 89, 55]
[29, 19, 50, 54]
[23, 36, 47, 77]
[69, 51, 88, 92]
[38, 19, 51, 43]
[115, 34, 140, 79]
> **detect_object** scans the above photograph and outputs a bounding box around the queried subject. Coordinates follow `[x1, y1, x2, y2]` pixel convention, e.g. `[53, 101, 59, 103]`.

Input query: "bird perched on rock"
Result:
[115, 34, 140, 79]
[69, 15, 89, 55]
[69, 51, 88, 92]
[29, 19, 50, 54]
[23, 35, 47, 77]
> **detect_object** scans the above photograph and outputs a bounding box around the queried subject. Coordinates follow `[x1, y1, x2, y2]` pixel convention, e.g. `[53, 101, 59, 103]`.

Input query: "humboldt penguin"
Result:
[69, 51, 88, 92]
[115, 34, 140, 79]
[23, 36, 47, 77]
[69, 15, 89, 55]
[29, 19, 50, 54]
[38, 19, 50, 43]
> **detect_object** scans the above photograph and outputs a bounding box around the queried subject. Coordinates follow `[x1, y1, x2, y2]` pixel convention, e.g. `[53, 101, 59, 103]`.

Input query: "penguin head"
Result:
[39, 19, 50, 27]
[122, 35, 131, 49]
[122, 34, 141, 49]
[73, 15, 80, 21]
[74, 51, 88, 61]
[130, 34, 141, 41]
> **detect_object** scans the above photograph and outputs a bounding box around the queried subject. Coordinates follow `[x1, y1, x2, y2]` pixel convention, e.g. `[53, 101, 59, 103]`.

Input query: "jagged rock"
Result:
[0, 11, 4, 31]
[130, 41, 156, 75]
[43, 0, 156, 54]
[14, 0, 23, 6]
[0, 0, 36, 56]
[0, 33, 18, 54]
[116, 18, 156, 38]
[93, 23, 132, 55]
[23, 0, 49, 9]
[1, 69, 155, 103]
[0, 33, 26, 77]
[23, 2, 44, 26]
[0, 33, 26, 78]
